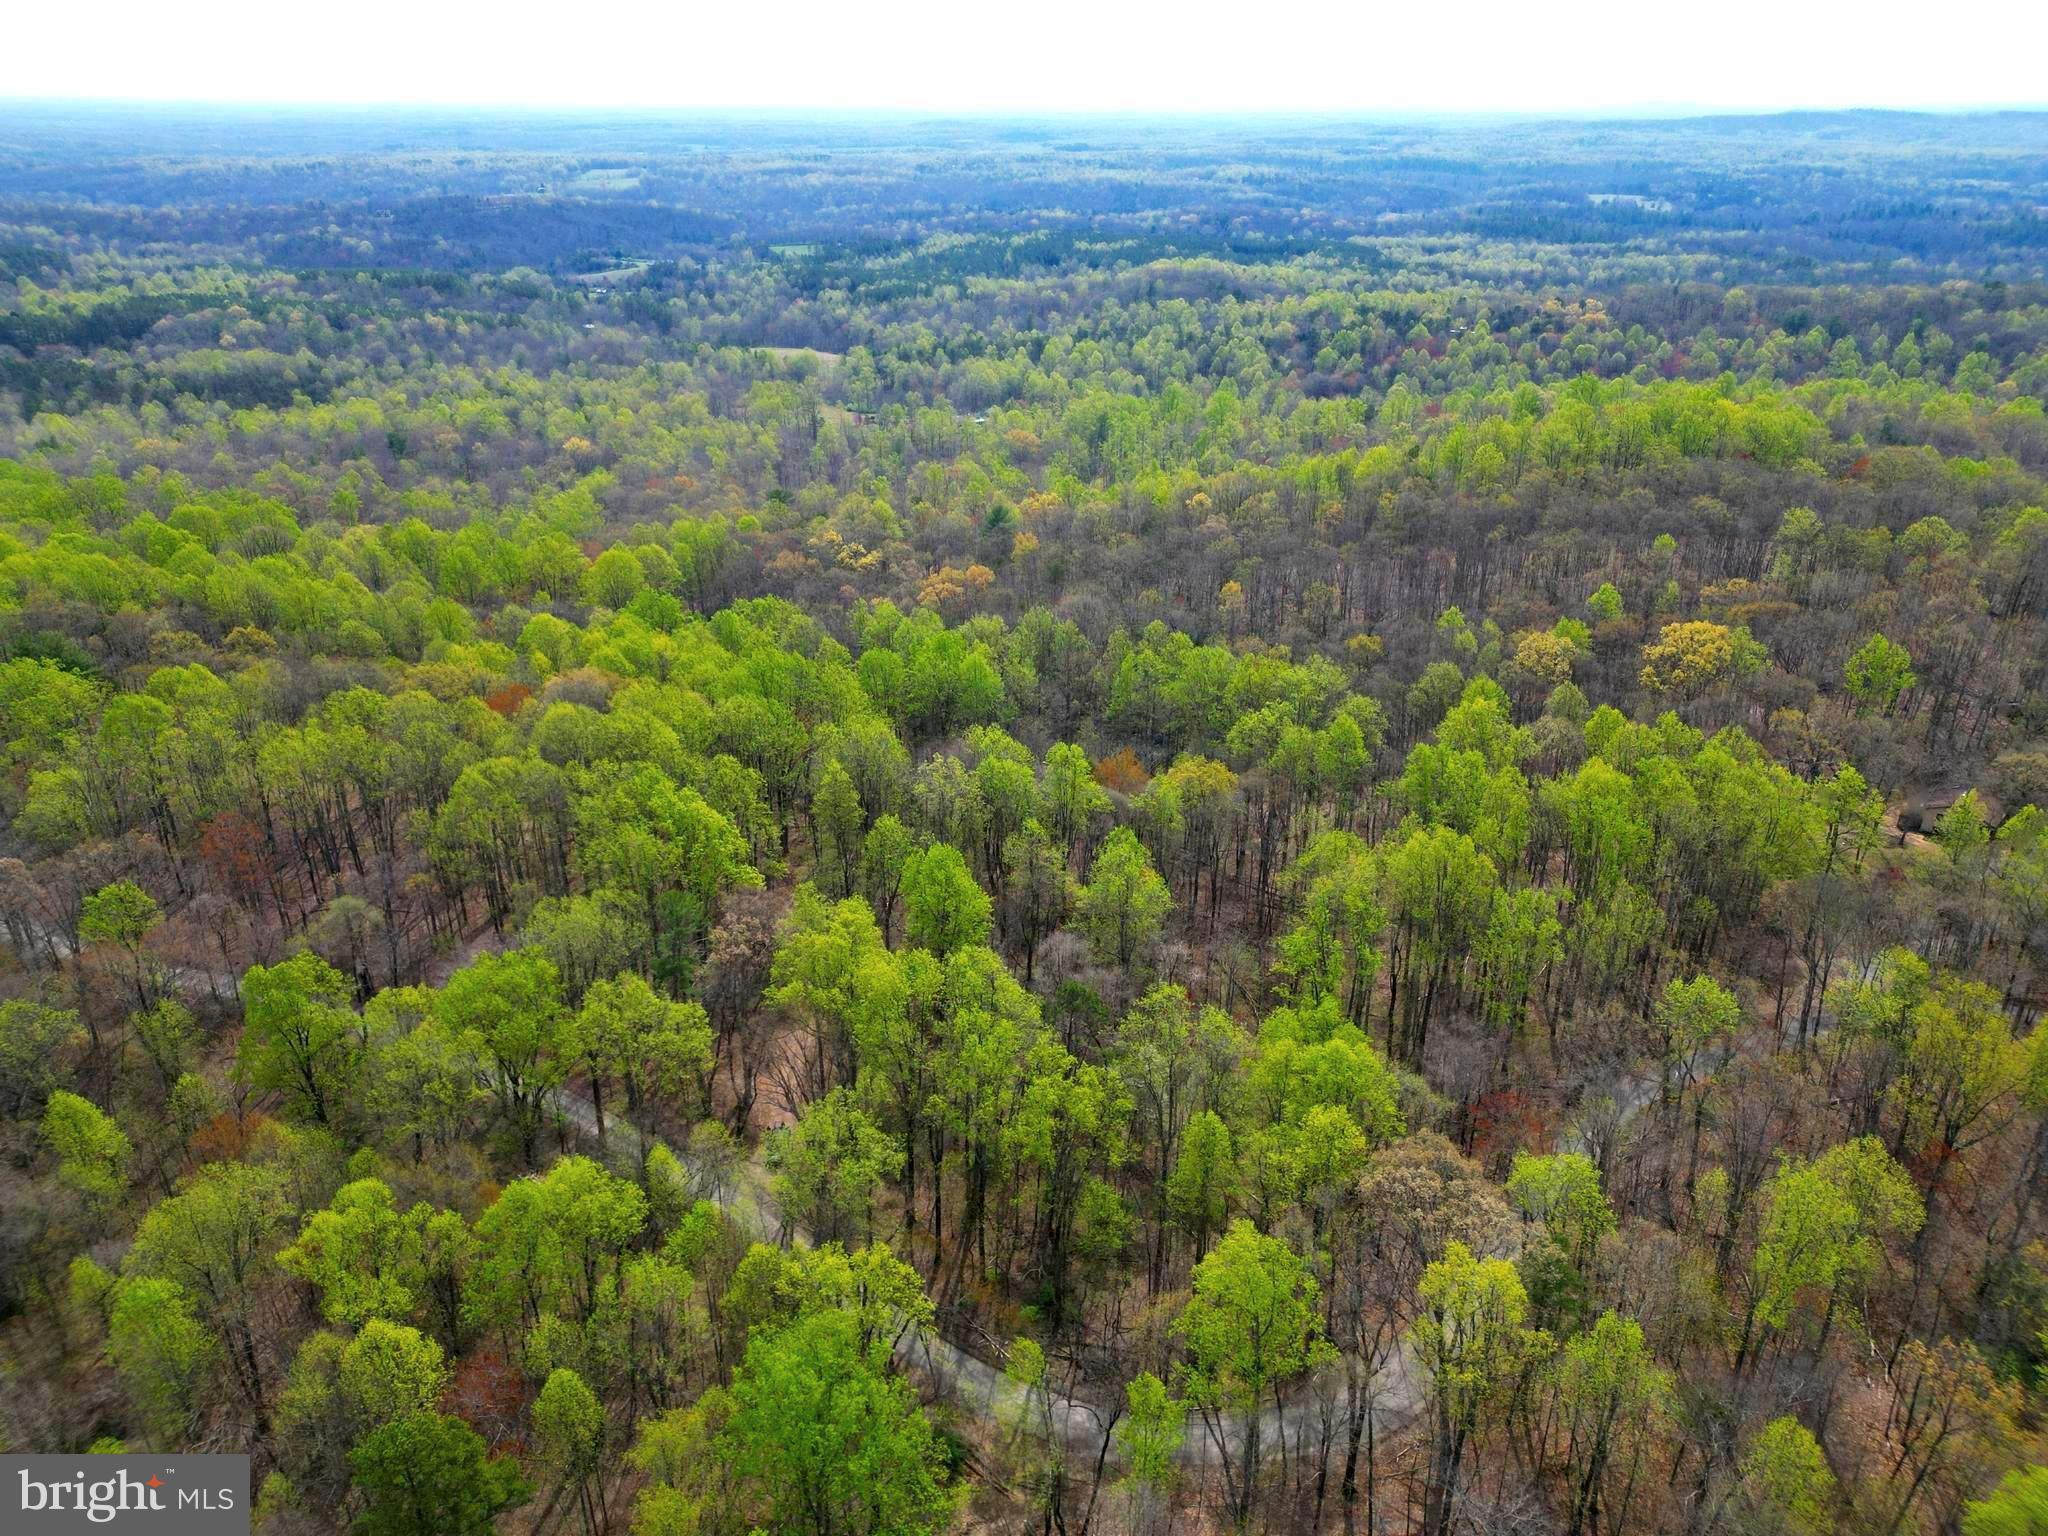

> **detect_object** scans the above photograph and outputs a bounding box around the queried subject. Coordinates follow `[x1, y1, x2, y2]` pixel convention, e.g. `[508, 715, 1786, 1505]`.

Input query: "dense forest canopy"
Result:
[0, 105, 2046, 1536]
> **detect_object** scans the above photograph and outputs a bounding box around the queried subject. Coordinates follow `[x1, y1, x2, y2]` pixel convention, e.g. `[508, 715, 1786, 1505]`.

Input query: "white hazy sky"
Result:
[9, 0, 2046, 115]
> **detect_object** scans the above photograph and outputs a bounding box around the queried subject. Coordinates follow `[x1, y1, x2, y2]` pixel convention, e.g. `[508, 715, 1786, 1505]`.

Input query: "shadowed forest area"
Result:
[1, 105, 2047, 1535]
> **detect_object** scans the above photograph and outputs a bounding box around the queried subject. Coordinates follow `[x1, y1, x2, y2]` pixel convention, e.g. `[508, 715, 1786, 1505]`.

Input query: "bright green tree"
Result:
[625, 1393, 734, 1536]
[900, 841, 992, 955]
[107, 1276, 215, 1442]
[1845, 633, 1916, 715]
[0, 999, 81, 1113]
[1962, 1465, 2048, 1536]
[238, 951, 361, 1128]
[1553, 1311, 1671, 1536]
[1892, 976, 2034, 1171]
[1273, 833, 1384, 1023]
[1042, 741, 1111, 855]
[857, 813, 917, 941]
[719, 1307, 957, 1536]
[1654, 974, 1741, 1104]
[582, 546, 647, 609]
[768, 1088, 904, 1245]
[535, 1367, 607, 1536]
[813, 759, 866, 897]
[1727, 1416, 1836, 1536]
[1076, 826, 1173, 969]
[1735, 1138, 1920, 1374]
[42, 1089, 130, 1207]
[468, 1155, 647, 1336]
[436, 947, 581, 1165]
[1380, 823, 1497, 1064]
[1174, 1219, 1334, 1525]
[1004, 819, 1074, 985]
[1165, 1109, 1236, 1262]
[336, 1319, 448, 1424]
[1413, 1240, 1551, 1536]
[1115, 1371, 1184, 1532]
[278, 1178, 430, 1328]
[126, 1160, 289, 1418]
[577, 971, 713, 1141]
[1505, 1151, 1615, 1268]
[80, 879, 162, 1009]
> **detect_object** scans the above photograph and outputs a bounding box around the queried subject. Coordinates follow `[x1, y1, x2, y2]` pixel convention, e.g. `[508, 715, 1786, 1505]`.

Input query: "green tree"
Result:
[107, 1276, 215, 1442]
[337, 1319, 449, 1424]
[768, 1088, 904, 1245]
[720, 1307, 957, 1536]
[535, 1367, 607, 1536]
[126, 1160, 289, 1420]
[583, 546, 647, 609]
[1003, 819, 1073, 985]
[278, 1178, 431, 1328]
[436, 947, 580, 1166]
[0, 999, 82, 1113]
[468, 1155, 647, 1336]
[1735, 1138, 1920, 1373]
[349, 1411, 530, 1536]
[900, 841, 992, 955]
[813, 759, 866, 897]
[238, 951, 361, 1128]
[1505, 1151, 1614, 1269]
[1166, 1109, 1237, 1263]
[1845, 633, 1916, 715]
[42, 1089, 130, 1207]
[1273, 833, 1384, 1023]
[1553, 1311, 1671, 1536]
[80, 879, 162, 1009]
[1076, 826, 1173, 969]
[1655, 973, 1741, 1104]
[1727, 1416, 1835, 1536]
[1001, 1336, 1067, 1530]
[857, 813, 917, 942]
[1243, 1000, 1405, 1148]
[132, 997, 196, 1093]
[1114, 984, 1246, 1284]
[362, 998, 485, 1162]
[524, 892, 638, 1007]
[1414, 1240, 1550, 1536]
[1892, 975, 2033, 1172]
[577, 971, 713, 1142]
[625, 1394, 734, 1536]
[1004, 1032, 1129, 1324]
[1380, 824, 1497, 1064]
[1794, 765, 1884, 1047]
[1963, 1465, 2048, 1536]
[1115, 1371, 1184, 1534]
[573, 765, 759, 988]
[1174, 1219, 1334, 1525]
[1043, 741, 1110, 855]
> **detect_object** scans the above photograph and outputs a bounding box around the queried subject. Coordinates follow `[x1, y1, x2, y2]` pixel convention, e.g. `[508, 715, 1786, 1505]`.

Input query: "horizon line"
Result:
[7, 97, 2048, 124]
